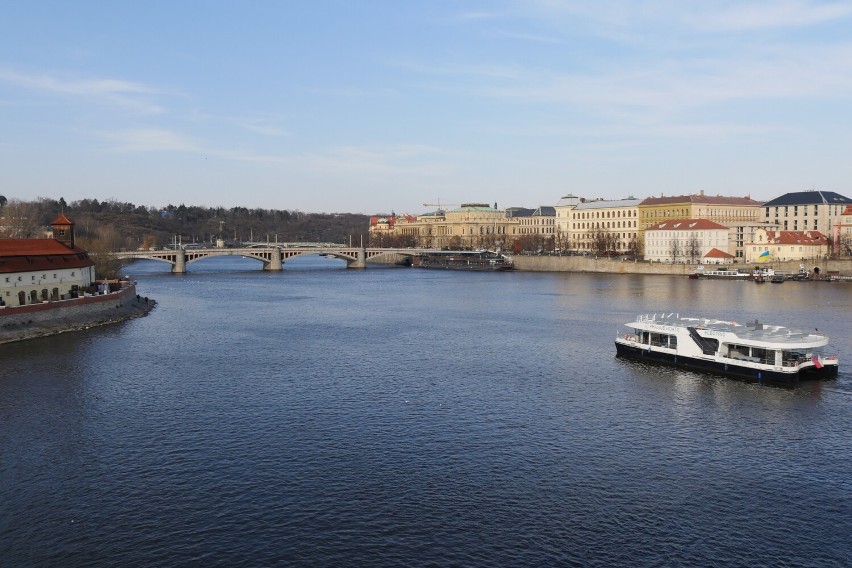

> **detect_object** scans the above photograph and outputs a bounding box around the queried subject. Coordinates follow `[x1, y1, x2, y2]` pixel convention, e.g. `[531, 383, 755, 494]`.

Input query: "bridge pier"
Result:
[348, 248, 367, 269]
[264, 247, 283, 271]
[173, 249, 187, 274]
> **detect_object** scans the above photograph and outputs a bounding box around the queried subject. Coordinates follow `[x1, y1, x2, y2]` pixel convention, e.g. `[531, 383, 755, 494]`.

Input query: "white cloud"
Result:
[692, 0, 852, 32]
[101, 128, 199, 153]
[0, 66, 166, 114]
[227, 144, 450, 178]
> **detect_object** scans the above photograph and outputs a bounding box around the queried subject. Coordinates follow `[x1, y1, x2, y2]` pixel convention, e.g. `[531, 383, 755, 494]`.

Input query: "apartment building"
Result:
[761, 190, 852, 235]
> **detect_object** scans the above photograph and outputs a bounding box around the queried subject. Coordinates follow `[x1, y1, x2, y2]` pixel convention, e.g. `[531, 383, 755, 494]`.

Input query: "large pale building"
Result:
[507, 206, 557, 238]
[761, 190, 852, 235]
[565, 197, 641, 254]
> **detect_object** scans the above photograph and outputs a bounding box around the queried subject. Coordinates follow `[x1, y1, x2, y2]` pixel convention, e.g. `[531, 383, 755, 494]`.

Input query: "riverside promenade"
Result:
[0, 282, 155, 345]
[509, 255, 852, 278]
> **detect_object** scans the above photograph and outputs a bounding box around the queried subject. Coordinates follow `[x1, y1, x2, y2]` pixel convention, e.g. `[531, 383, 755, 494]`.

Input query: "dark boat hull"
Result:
[615, 341, 838, 385]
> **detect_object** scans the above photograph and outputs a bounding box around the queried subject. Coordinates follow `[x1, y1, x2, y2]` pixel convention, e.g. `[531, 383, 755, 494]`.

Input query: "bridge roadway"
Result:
[115, 246, 423, 273]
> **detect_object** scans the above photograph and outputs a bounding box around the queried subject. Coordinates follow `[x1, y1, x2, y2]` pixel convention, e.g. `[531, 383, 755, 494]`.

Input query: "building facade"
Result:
[746, 228, 830, 263]
[644, 219, 730, 264]
[0, 215, 96, 307]
[564, 198, 641, 254]
[369, 204, 518, 249]
[761, 190, 852, 235]
[836, 205, 852, 256]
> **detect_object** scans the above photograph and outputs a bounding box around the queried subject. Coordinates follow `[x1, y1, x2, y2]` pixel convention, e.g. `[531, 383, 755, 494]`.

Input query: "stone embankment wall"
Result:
[0, 283, 156, 345]
[510, 256, 852, 277]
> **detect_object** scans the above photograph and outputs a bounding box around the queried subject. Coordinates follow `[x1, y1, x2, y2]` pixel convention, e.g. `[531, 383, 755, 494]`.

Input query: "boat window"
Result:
[728, 344, 749, 360]
[751, 347, 769, 363]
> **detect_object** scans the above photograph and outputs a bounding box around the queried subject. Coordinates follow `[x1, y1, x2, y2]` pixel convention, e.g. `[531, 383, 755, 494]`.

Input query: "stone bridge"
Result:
[114, 246, 423, 273]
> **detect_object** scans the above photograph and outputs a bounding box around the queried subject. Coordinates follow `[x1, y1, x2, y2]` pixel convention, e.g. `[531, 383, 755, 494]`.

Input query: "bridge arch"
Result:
[115, 246, 380, 272]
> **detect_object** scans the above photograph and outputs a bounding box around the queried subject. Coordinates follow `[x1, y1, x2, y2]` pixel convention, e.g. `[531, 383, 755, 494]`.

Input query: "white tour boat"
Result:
[614, 313, 839, 385]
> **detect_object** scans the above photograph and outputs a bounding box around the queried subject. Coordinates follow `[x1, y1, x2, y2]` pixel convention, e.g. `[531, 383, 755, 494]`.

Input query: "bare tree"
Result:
[841, 234, 852, 256]
[668, 238, 682, 263]
[77, 225, 126, 279]
[627, 236, 641, 259]
[685, 233, 701, 264]
[0, 199, 41, 238]
[554, 226, 570, 253]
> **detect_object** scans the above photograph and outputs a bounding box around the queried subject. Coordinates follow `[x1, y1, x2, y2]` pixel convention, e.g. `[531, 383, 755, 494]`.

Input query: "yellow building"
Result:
[746, 228, 829, 263]
[370, 204, 518, 249]
[639, 192, 762, 232]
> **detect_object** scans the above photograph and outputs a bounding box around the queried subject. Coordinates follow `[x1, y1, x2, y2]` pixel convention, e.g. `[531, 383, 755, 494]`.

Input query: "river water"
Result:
[2, 257, 850, 567]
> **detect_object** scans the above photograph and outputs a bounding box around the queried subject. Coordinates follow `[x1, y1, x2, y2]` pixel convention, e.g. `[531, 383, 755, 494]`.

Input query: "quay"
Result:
[0, 281, 155, 345]
[508, 255, 852, 279]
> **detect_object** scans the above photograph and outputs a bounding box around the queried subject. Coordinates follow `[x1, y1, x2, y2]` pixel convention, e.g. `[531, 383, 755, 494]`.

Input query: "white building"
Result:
[0, 215, 95, 306]
[645, 219, 730, 264]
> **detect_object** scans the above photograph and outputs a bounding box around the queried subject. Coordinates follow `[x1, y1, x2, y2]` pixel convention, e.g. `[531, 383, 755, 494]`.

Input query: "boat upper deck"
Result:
[628, 313, 829, 347]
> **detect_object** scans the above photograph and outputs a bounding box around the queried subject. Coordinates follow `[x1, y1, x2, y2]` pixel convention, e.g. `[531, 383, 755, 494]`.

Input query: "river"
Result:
[2, 256, 850, 567]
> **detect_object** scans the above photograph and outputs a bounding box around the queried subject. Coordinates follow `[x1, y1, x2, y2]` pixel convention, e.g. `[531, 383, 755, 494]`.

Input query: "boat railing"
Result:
[725, 352, 773, 365]
[636, 312, 679, 323]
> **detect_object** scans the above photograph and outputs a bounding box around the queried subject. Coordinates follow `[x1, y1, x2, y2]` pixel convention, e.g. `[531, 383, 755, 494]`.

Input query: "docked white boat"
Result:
[614, 313, 838, 385]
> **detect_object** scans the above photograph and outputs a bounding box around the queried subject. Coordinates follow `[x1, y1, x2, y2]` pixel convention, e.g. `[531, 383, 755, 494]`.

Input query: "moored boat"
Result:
[691, 268, 751, 280]
[614, 313, 838, 385]
[414, 250, 513, 271]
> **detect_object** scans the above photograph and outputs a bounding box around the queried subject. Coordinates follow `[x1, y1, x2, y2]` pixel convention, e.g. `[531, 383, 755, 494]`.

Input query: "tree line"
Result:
[0, 195, 371, 277]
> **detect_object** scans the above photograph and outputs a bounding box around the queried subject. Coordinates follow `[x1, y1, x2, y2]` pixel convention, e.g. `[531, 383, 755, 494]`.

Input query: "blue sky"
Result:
[2, 1, 852, 214]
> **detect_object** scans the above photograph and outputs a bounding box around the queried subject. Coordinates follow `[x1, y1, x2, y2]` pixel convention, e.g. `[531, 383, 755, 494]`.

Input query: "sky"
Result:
[2, 1, 852, 215]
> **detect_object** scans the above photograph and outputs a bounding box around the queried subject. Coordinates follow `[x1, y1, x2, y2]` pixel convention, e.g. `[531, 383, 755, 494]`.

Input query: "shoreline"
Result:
[0, 283, 156, 345]
[507, 255, 852, 278]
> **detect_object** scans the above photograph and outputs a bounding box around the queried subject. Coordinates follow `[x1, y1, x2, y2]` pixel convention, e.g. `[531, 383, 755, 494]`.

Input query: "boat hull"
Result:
[614, 341, 838, 385]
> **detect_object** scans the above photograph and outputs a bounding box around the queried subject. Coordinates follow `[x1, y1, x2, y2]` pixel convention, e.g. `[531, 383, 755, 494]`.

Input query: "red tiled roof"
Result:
[640, 194, 760, 207]
[0, 239, 94, 274]
[646, 218, 729, 231]
[841, 205, 852, 216]
[763, 230, 828, 246]
[704, 247, 733, 258]
[50, 213, 74, 225]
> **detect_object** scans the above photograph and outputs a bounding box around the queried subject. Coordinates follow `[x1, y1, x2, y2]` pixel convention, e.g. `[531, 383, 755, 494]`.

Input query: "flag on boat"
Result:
[811, 354, 823, 369]
[757, 250, 770, 262]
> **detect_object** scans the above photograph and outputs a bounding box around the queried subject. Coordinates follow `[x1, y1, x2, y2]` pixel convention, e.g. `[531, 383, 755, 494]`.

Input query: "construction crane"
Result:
[422, 199, 458, 212]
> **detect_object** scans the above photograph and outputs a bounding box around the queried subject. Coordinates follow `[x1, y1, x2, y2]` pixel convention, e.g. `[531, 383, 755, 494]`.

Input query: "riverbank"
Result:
[0, 282, 155, 345]
[509, 255, 852, 278]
